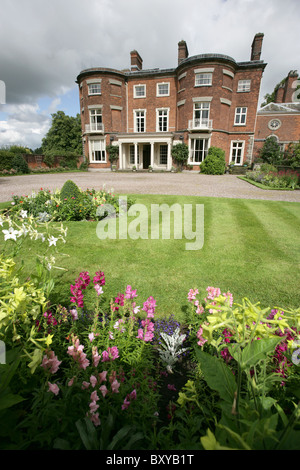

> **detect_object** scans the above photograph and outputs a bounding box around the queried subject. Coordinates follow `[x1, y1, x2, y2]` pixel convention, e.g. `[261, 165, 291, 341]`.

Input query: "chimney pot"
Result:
[251, 33, 264, 61]
[178, 40, 189, 65]
[130, 50, 143, 71]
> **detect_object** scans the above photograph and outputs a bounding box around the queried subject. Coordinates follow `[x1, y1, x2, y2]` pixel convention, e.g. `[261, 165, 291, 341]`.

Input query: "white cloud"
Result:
[0, 0, 299, 149]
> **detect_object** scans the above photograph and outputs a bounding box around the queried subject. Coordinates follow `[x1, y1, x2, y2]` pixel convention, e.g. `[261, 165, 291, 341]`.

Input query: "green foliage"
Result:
[106, 145, 119, 163]
[43, 154, 55, 168]
[282, 141, 300, 168]
[41, 111, 82, 155]
[260, 136, 282, 165]
[11, 154, 30, 174]
[60, 180, 81, 201]
[200, 146, 226, 175]
[171, 143, 189, 170]
[0, 150, 15, 171]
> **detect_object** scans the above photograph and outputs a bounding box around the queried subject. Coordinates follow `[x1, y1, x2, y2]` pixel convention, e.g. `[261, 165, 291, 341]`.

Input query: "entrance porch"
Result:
[117, 135, 173, 171]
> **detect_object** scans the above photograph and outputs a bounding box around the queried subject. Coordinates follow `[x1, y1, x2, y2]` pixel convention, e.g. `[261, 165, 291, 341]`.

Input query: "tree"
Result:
[41, 111, 82, 155]
[171, 143, 189, 170]
[106, 145, 119, 165]
[259, 136, 282, 165]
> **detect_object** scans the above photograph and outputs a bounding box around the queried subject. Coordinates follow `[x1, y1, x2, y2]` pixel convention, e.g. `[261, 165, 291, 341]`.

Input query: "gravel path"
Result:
[1, 170, 300, 203]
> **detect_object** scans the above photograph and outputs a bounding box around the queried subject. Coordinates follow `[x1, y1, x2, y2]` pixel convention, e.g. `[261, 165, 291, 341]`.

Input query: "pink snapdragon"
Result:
[196, 327, 207, 347]
[122, 389, 137, 410]
[204, 286, 233, 313]
[41, 350, 61, 374]
[92, 346, 101, 367]
[101, 346, 119, 362]
[125, 285, 138, 299]
[142, 296, 156, 318]
[93, 270, 105, 286]
[48, 382, 60, 395]
[67, 335, 90, 370]
[187, 288, 199, 302]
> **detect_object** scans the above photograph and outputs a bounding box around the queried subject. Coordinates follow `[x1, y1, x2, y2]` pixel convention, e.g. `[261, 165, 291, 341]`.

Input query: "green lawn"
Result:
[2, 194, 300, 322]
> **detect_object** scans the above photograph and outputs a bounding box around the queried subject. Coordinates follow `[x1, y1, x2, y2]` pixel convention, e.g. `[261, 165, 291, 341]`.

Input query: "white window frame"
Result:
[230, 141, 245, 165]
[134, 84, 146, 98]
[89, 139, 106, 163]
[157, 82, 170, 97]
[88, 82, 101, 95]
[89, 108, 103, 131]
[234, 107, 247, 125]
[159, 144, 168, 166]
[156, 108, 169, 132]
[129, 145, 140, 164]
[134, 109, 146, 132]
[189, 137, 210, 164]
[195, 73, 212, 87]
[237, 80, 251, 92]
[193, 102, 210, 127]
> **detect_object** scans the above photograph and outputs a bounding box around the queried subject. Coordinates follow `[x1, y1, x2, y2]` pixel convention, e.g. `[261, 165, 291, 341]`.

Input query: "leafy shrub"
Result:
[0, 150, 14, 171]
[171, 143, 189, 170]
[200, 147, 226, 175]
[260, 136, 282, 165]
[60, 180, 81, 201]
[43, 154, 55, 168]
[11, 154, 30, 174]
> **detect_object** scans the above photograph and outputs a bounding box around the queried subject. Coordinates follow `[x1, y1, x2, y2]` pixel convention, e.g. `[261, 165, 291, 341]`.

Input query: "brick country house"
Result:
[254, 70, 300, 158]
[76, 33, 267, 170]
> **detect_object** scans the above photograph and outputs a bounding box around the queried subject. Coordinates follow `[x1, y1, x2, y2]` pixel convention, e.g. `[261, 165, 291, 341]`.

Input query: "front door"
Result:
[143, 144, 151, 169]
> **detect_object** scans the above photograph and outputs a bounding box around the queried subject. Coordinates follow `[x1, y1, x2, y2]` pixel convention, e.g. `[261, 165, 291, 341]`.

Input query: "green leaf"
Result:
[241, 337, 282, 369]
[194, 349, 236, 403]
[0, 393, 25, 411]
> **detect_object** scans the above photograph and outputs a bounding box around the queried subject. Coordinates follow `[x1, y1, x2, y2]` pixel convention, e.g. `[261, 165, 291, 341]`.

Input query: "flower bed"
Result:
[7, 183, 134, 222]
[244, 166, 299, 190]
[1, 194, 300, 450]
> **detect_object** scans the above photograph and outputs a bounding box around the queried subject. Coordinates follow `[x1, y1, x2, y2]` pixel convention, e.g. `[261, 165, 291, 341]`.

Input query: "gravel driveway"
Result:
[1, 170, 300, 203]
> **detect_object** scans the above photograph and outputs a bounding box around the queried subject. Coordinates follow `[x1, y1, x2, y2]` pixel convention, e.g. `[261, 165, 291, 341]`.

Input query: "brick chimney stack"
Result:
[178, 40, 189, 65]
[251, 33, 264, 61]
[130, 50, 143, 71]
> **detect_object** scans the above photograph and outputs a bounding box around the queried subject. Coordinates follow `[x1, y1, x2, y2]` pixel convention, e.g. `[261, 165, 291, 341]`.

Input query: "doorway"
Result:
[143, 144, 151, 169]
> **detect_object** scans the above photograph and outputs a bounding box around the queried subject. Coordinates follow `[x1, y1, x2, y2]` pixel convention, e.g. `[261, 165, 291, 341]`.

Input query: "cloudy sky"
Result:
[0, 0, 299, 150]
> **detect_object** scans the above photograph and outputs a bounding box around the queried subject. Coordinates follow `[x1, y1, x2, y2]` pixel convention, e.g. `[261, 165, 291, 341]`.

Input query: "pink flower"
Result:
[89, 332, 95, 342]
[101, 346, 119, 362]
[90, 390, 99, 402]
[92, 347, 101, 367]
[111, 379, 120, 394]
[167, 384, 177, 391]
[130, 389, 137, 400]
[122, 398, 131, 410]
[93, 270, 105, 286]
[142, 296, 156, 318]
[41, 350, 61, 374]
[99, 385, 108, 397]
[67, 336, 90, 370]
[82, 381, 90, 390]
[98, 371, 107, 384]
[187, 288, 199, 302]
[69, 308, 78, 320]
[89, 401, 99, 413]
[196, 327, 207, 347]
[68, 377, 75, 387]
[90, 412, 101, 427]
[48, 382, 60, 395]
[90, 375, 97, 388]
[125, 285, 138, 299]
[94, 284, 103, 296]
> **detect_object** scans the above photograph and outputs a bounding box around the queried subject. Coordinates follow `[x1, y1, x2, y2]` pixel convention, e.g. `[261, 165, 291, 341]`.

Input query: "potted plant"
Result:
[112, 164, 117, 172]
[148, 165, 153, 172]
[132, 165, 137, 172]
[170, 166, 176, 173]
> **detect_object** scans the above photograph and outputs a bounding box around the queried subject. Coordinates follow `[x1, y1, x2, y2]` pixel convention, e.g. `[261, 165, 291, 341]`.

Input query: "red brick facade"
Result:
[254, 71, 300, 159]
[76, 34, 267, 170]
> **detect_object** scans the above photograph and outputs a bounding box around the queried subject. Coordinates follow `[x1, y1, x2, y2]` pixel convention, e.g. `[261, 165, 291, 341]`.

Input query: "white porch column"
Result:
[119, 143, 123, 169]
[134, 142, 138, 168]
[150, 141, 154, 167]
[167, 141, 172, 170]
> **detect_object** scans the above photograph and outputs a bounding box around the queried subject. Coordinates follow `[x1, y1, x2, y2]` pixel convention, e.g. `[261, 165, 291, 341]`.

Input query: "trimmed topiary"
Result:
[60, 179, 81, 200]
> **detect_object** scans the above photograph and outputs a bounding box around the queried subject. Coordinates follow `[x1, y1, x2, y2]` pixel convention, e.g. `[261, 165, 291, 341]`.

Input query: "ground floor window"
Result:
[89, 139, 106, 162]
[230, 141, 244, 165]
[159, 144, 168, 165]
[129, 145, 140, 164]
[190, 138, 209, 163]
